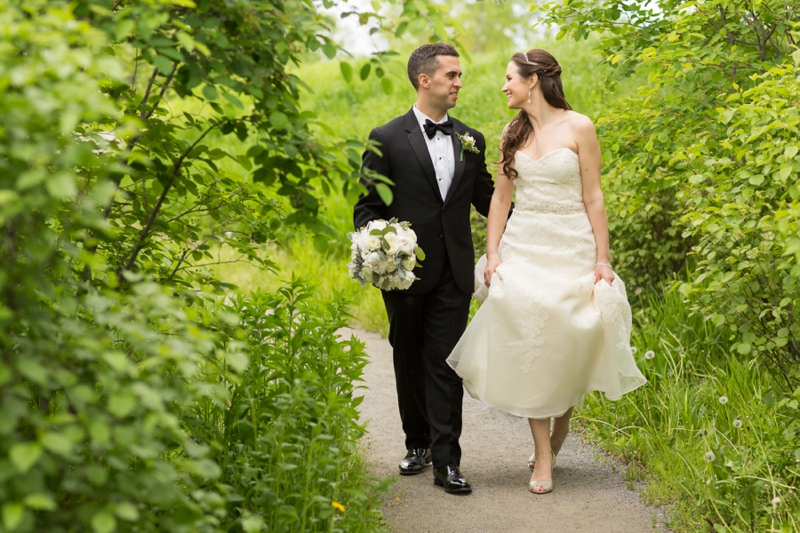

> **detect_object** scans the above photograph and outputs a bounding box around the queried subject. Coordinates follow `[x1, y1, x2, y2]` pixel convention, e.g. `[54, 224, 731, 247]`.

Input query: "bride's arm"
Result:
[484, 164, 515, 287]
[575, 116, 614, 284]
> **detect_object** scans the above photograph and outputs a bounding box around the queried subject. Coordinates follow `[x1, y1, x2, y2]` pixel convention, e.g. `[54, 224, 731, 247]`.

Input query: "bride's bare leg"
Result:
[528, 417, 553, 492]
[549, 407, 573, 456]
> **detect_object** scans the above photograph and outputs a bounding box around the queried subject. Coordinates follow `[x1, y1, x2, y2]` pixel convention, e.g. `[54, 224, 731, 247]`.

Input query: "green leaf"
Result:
[408, 18, 428, 35]
[321, 42, 336, 59]
[381, 78, 393, 95]
[202, 84, 218, 100]
[91, 511, 117, 533]
[359, 62, 371, 80]
[41, 432, 75, 457]
[108, 393, 137, 417]
[152, 55, 174, 75]
[375, 183, 393, 205]
[9, 443, 42, 473]
[270, 112, 290, 130]
[114, 503, 140, 522]
[241, 515, 265, 533]
[415, 246, 426, 260]
[2, 504, 24, 532]
[395, 21, 408, 37]
[23, 493, 56, 511]
[222, 92, 244, 109]
[46, 172, 78, 199]
[339, 61, 353, 83]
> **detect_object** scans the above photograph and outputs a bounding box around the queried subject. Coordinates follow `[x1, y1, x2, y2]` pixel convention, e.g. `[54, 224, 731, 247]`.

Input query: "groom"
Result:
[354, 43, 494, 494]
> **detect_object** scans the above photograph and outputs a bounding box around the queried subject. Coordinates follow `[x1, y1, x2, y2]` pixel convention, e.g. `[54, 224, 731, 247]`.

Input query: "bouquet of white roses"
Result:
[347, 218, 425, 291]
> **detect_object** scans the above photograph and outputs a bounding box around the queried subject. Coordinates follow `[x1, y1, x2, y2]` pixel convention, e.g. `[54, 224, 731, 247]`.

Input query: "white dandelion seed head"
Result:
[631, 346, 638, 354]
[718, 396, 728, 405]
[733, 418, 742, 428]
[704, 451, 716, 463]
[771, 497, 781, 506]
[644, 350, 655, 360]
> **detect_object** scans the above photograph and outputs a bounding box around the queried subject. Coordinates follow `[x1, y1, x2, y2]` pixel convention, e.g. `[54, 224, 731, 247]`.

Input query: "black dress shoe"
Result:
[398, 448, 431, 475]
[433, 465, 472, 494]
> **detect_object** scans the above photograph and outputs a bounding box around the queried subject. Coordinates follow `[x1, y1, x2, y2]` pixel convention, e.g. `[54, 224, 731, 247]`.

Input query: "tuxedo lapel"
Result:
[444, 124, 466, 205]
[404, 110, 443, 202]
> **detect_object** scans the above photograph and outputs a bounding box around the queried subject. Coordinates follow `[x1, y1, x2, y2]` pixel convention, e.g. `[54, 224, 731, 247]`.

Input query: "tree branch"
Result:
[119, 118, 226, 277]
[165, 188, 242, 224]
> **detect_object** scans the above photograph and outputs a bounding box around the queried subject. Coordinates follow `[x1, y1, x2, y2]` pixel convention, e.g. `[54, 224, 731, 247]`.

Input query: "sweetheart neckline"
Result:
[516, 147, 578, 163]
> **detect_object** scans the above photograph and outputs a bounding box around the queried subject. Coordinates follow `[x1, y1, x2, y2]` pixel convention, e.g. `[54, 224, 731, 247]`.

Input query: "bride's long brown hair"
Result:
[500, 49, 571, 180]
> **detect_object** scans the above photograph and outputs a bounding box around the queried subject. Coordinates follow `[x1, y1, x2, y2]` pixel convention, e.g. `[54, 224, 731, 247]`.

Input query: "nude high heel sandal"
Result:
[528, 450, 556, 471]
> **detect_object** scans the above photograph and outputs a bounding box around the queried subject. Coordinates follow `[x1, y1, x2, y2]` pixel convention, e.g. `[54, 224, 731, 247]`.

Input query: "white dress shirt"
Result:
[412, 105, 455, 200]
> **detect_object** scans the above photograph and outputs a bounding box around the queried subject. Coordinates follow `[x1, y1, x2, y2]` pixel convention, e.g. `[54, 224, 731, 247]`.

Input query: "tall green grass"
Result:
[580, 288, 799, 531]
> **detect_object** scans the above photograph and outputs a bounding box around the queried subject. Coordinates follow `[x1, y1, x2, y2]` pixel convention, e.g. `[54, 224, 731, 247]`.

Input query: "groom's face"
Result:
[425, 55, 462, 111]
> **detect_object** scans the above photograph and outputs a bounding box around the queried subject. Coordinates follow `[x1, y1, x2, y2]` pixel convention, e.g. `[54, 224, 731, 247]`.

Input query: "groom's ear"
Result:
[418, 73, 431, 90]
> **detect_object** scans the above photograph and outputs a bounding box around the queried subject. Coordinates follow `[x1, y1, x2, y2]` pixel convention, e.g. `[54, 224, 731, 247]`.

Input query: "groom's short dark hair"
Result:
[407, 43, 459, 91]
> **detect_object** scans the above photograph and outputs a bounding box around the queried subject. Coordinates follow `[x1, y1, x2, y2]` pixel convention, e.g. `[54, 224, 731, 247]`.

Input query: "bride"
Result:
[446, 49, 646, 494]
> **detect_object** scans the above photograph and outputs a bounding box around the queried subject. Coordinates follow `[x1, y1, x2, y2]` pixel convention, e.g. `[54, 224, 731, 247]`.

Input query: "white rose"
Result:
[384, 232, 401, 256]
[386, 257, 399, 272]
[363, 251, 382, 271]
[402, 255, 416, 270]
[397, 235, 414, 254]
[402, 269, 415, 282]
[360, 266, 373, 282]
[367, 219, 387, 231]
[366, 235, 382, 251]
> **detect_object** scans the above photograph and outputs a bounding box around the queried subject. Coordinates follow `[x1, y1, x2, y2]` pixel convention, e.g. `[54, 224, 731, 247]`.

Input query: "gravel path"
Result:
[348, 328, 668, 533]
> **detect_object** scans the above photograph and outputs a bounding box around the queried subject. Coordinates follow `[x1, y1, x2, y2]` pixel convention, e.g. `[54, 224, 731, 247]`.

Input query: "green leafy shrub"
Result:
[193, 280, 386, 533]
[678, 63, 800, 391]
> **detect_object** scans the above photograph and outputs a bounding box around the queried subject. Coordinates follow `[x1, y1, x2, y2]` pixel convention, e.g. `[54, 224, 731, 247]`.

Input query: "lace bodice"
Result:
[513, 148, 583, 211]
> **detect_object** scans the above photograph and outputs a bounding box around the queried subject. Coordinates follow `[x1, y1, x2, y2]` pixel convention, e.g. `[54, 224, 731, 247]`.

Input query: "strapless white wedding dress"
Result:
[447, 148, 646, 419]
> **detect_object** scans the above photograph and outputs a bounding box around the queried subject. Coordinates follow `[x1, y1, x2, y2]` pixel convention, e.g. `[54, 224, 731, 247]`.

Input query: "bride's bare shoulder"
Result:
[564, 110, 595, 131]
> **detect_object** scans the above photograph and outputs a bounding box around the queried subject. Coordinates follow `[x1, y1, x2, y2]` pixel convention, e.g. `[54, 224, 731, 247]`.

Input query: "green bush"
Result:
[678, 63, 800, 392]
[191, 280, 385, 532]
[0, 0, 395, 531]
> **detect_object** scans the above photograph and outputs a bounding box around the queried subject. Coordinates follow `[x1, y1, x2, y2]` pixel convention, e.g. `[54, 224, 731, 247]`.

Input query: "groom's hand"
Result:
[484, 255, 502, 287]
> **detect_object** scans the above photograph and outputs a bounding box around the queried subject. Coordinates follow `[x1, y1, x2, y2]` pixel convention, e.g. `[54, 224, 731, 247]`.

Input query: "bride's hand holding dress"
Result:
[483, 160, 514, 287]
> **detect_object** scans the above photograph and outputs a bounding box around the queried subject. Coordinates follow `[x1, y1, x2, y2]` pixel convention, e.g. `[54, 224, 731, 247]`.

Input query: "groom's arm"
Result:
[354, 128, 391, 229]
[470, 130, 495, 218]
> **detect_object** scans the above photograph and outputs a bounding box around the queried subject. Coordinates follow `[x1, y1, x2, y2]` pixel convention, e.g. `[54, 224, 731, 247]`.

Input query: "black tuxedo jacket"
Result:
[354, 108, 494, 294]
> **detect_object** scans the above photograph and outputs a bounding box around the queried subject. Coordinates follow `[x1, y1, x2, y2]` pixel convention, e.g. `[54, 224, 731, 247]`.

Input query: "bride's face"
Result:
[502, 62, 530, 110]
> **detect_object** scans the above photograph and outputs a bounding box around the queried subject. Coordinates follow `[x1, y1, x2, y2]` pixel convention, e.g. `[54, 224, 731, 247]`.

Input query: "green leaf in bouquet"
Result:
[414, 246, 426, 261]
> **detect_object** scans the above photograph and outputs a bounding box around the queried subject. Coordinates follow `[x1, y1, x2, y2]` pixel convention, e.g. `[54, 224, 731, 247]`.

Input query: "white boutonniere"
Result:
[456, 132, 480, 162]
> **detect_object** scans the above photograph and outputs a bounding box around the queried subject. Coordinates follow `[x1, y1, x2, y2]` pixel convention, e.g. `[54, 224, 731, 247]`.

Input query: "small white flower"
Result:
[733, 418, 742, 428]
[644, 350, 655, 360]
[718, 396, 728, 405]
[704, 451, 715, 463]
[771, 497, 781, 506]
[631, 347, 638, 354]
[402, 255, 416, 271]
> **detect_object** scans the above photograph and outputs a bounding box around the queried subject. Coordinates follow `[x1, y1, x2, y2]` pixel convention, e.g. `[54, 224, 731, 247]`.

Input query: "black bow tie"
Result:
[424, 118, 454, 139]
